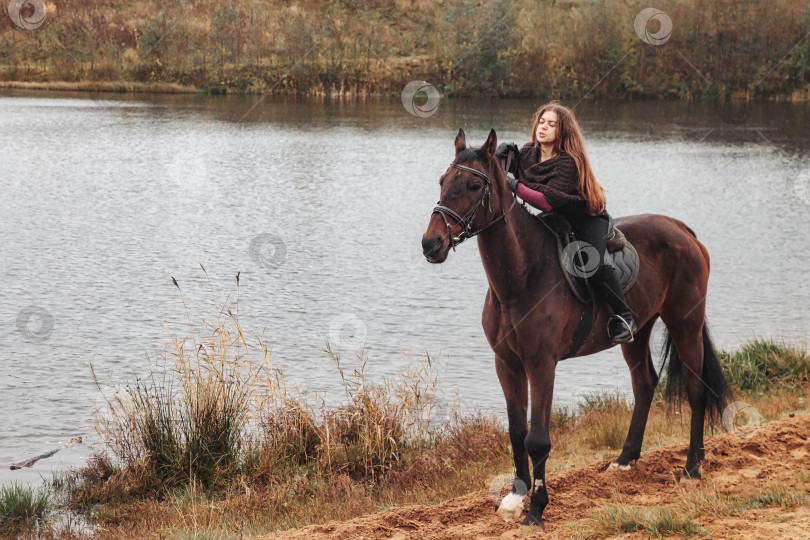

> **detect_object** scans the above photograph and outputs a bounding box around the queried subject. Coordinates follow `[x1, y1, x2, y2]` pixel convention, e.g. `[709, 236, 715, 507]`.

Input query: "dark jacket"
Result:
[517, 143, 589, 222]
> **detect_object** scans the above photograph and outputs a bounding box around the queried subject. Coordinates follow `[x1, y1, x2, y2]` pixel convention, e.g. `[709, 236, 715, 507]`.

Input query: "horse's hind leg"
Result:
[611, 318, 659, 470]
[669, 325, 709, 478]
[666, 323, 708, 479]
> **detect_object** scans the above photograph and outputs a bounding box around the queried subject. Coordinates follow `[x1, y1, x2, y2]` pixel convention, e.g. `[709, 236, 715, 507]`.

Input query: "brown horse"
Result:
[421, 129, 731, 527]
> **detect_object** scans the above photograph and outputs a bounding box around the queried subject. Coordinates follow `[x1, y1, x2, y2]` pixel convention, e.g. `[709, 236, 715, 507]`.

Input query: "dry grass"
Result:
[54, 416, 509, 539]
[566, 481, 809, 539]
[677, 481, 809, 517]
[588, 504, 707, 539]
[34, 270, 810, 538]
[576, 390, 633, 451]
[52, 381, 810, 539]
[52, 270, 511, 538]
[248, 343, 441, 484]
[548, 378, 810, 475]
[78, 269, 274, 498]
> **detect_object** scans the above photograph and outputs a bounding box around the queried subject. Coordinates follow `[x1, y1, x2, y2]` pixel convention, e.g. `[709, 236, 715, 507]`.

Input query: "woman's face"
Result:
[535, 110, 559, 145]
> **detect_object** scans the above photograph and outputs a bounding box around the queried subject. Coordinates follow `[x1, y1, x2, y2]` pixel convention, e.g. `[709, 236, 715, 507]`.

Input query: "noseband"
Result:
[432, 162, 517, 250]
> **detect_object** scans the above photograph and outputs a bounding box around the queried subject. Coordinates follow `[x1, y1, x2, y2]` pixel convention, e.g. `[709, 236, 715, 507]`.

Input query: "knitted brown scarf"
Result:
[517, 143, 587, 210]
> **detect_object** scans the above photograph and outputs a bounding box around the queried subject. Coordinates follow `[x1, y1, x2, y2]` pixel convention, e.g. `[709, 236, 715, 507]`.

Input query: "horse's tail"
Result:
[660, 323, 732, 427]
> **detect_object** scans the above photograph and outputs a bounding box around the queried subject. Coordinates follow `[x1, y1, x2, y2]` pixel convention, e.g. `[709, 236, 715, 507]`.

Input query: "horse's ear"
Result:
[455, 128, 466, 155]
[482, 129, 497, 159]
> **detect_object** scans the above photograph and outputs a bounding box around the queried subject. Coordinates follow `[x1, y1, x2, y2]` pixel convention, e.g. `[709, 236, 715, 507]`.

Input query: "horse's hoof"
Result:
[681, 465, 702, 482]
[679, 477, 702, 486]
[496, 492, 525, 522]
[521, 512, 545, 530]
[608, 461, 631, 471]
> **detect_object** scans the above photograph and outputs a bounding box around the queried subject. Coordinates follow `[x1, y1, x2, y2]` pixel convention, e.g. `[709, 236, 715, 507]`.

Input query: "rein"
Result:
[432, 160, 518, 250]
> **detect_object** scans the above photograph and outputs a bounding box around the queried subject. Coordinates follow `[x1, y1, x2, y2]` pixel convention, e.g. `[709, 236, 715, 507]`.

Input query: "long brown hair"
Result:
[531, 102, 606, 215]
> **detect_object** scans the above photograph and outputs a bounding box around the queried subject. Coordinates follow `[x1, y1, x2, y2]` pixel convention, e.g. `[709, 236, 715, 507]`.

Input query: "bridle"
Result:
[431, 157, 518, 251]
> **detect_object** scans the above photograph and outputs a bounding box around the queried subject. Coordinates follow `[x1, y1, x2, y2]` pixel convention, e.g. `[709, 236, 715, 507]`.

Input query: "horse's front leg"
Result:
[522, 357, 556, 528]
[494, 356, 530, 500]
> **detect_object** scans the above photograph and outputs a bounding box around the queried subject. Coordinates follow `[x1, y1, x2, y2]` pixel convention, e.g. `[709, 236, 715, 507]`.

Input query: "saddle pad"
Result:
[531, 211, 639, 304]
[557, 241, 640, 303]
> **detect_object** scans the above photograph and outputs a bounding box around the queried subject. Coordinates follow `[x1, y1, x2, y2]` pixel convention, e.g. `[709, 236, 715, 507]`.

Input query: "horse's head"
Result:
[422, 128, 507, 263]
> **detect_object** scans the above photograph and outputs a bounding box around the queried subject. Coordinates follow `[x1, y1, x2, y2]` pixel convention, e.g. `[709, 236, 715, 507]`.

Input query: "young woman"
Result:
[498, 102, 636, 343]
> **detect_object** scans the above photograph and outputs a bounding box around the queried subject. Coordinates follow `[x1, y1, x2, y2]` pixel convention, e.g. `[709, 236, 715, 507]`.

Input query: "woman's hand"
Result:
[496, 142, 520, 177]
[495, 142, 513, 160]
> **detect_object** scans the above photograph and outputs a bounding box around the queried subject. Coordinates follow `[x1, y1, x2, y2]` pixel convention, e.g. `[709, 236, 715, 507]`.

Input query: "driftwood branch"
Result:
[10, 437, 83, 470]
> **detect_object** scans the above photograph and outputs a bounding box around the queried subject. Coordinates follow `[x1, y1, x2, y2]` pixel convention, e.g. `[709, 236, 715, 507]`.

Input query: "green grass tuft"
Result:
[718, 340, 810, 392]
[0, 483, 53, 537]
[593, 505, 706, 539]
[678, 482, 808, 518]
[747, 484, 808, 509]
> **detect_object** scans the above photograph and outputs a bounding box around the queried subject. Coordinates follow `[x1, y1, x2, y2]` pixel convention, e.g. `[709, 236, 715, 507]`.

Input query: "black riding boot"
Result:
[591, 264, 636, 344]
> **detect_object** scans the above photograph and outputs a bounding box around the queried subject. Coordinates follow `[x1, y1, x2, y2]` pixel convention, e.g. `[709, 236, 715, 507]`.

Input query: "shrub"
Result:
[251, 344, 441, 482]
[83, 270, 445, 504]
[91, 272, 271, 496]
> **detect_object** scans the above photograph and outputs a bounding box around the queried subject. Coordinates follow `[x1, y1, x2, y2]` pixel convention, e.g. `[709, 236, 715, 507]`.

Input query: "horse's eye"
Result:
[469, 183, 482, 192]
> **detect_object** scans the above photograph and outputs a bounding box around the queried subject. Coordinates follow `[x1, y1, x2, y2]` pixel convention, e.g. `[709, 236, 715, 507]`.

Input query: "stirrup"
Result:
[608, 314, 635, 344]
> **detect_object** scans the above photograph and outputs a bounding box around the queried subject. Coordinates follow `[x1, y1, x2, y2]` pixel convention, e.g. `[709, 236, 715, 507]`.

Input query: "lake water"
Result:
[2, 91, 809, 486]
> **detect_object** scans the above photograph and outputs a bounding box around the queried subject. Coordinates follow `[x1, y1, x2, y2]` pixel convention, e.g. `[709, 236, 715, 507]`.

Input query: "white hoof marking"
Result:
[496, 492, 525, 521]
[608, 462, 632, 471]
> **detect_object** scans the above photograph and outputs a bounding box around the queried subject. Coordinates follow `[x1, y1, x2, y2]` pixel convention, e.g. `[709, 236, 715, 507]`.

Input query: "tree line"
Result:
[1, 0, 809, 100]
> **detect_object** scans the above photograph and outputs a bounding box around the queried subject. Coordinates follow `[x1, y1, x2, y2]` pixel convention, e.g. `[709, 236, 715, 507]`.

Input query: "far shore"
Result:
[3, 80, 810, 102]
[0, 80, 383, 98]
[0, 80, 198, 95]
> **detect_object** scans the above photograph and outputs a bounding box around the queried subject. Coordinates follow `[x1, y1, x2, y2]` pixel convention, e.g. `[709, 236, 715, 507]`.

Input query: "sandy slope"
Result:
[260, 414, 810, 539]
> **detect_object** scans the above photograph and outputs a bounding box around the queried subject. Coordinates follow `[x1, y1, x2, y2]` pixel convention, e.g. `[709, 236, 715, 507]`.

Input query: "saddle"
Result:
[535, 212, 640, 303]
[530, 211, 641, 358]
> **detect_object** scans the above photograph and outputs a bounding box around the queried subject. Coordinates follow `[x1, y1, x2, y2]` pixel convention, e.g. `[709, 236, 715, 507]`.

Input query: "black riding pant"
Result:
[570, 212, 610, 264]
[569, 212, 631, 316]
